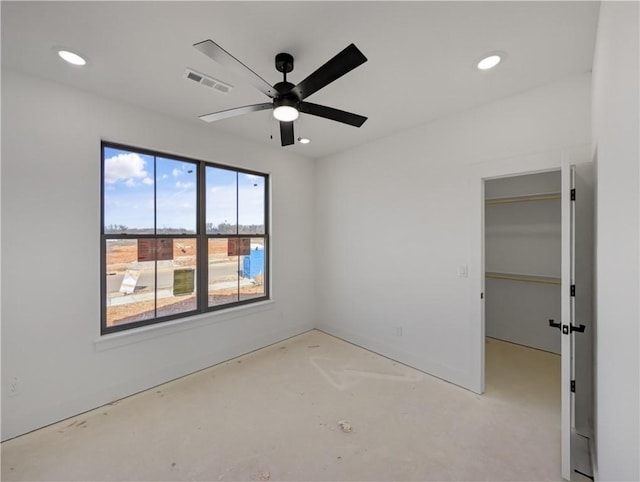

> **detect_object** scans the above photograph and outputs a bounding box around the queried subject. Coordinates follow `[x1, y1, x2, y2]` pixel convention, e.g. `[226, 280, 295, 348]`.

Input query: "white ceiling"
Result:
[1, 1, 600, 159]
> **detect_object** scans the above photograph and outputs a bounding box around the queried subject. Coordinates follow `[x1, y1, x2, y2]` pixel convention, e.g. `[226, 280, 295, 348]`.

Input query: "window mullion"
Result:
[236, 171, 240, 302]
[153, 156, 158, 320]
[197, 161, 207, 312]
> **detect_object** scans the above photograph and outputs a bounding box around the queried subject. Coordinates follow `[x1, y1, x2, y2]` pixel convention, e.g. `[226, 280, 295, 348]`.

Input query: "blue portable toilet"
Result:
[243, 245, 264, 279]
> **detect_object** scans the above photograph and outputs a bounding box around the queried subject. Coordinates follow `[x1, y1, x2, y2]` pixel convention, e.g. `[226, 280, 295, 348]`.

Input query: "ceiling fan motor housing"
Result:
[273, 95, 298, 111]
[274, 80, 299, 107]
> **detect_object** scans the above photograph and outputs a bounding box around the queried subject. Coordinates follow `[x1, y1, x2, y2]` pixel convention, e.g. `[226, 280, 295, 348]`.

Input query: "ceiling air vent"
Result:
[184, 68, 233, 94]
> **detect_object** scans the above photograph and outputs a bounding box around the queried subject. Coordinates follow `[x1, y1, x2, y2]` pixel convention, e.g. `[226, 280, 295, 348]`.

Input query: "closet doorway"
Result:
[484, 170, 562, 354]
[481, 164, 594, 481]
[484, 170, 564, 472]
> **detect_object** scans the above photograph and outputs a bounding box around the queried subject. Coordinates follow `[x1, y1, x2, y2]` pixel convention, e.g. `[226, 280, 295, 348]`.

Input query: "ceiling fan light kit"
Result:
[273, 99, 299, 122]
[193, 39, 368, 147]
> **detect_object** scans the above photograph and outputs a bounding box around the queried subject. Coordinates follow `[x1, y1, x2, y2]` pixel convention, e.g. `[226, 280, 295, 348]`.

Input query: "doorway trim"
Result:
[468, 145, 588, 394]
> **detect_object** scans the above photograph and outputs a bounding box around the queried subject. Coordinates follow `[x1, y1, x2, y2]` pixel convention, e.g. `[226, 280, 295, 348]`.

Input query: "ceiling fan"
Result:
[193, 39, 368, 146]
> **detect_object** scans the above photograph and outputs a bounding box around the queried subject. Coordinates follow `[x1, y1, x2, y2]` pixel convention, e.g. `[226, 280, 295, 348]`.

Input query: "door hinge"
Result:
[481, 292, 484, 299]
[571, 284, 576, 297]
[571, 188, 576, 201]
[571, 380, 576, 393]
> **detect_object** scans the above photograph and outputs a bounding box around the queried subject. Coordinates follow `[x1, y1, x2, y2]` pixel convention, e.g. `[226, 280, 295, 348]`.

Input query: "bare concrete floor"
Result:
[1, 331, 563, 481]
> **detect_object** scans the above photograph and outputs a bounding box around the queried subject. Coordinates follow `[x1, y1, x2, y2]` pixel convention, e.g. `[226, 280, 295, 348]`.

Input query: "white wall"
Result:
[591, 2, 640, 480]
[0, 71, 316, 440]
[315, 72, 591, 392]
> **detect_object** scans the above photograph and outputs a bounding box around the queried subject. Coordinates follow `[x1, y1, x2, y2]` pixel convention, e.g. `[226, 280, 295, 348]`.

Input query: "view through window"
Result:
[101, 142, 268, 334]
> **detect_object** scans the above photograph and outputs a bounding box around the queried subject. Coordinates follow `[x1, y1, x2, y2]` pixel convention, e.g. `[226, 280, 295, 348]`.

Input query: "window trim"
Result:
[100, 141, 270, 335]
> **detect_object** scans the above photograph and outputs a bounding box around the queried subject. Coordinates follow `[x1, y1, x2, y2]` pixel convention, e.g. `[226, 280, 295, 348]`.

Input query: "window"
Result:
[101, 142, 268, 334]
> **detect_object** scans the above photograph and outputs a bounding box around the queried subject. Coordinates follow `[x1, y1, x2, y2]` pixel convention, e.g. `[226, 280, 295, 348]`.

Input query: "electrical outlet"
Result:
[396, 326, 403, 337]
[7, 377, 20, 397]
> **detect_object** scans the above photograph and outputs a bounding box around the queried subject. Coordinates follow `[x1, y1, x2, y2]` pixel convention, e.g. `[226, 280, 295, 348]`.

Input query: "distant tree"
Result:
[105, 224, 129, 233]
[238, 224, 265, 234]
[205, 222, 265, 235]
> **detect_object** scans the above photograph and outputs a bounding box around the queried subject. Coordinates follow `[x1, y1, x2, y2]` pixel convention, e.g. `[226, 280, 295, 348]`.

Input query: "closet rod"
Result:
[485, 192, 561, 205]
[485, 272, 561, 285]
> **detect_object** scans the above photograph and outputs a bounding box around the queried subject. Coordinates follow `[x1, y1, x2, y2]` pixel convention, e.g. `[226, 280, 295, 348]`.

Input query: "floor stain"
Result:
[338, 420, 353, 433]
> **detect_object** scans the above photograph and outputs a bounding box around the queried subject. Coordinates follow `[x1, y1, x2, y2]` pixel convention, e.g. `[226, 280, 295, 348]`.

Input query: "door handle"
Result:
[549, 319, 586, 334]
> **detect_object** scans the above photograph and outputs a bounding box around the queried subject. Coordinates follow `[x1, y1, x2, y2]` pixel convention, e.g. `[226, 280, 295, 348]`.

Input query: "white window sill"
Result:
[94, 300, 275, 352]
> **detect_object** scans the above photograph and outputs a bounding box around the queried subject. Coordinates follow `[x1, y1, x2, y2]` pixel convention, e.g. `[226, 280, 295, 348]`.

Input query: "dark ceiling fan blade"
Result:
[291, 44, 367, 101]
[199, 103, 272, 123]
[280, 121, 295, 146]
[194, 40, 277, 98]
[299, 102, 367, 127]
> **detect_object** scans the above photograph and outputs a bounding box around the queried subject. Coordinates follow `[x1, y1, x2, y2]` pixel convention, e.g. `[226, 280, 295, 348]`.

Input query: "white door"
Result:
[561, 161, 594, 481]
[573, 163, 595, 440]
[560, 162, 573, 480]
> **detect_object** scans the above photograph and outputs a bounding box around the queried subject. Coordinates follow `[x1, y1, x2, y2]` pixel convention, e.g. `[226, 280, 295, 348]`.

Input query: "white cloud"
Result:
[176, 181, 195, 190]
[104, 153, 150, 184]
[123, 176, 153, 188]
[172, 168, 184, 177]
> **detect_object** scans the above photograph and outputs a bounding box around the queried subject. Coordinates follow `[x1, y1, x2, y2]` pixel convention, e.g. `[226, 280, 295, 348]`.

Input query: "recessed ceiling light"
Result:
[298, 137, 310, 144]
[477, 53, 504, 71]
[57, 50, 87, 66]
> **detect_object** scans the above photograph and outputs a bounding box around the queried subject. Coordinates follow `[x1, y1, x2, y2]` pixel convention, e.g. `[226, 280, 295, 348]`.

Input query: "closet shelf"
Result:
[485, 271, 561, 285]
[485, 192, 561, 205]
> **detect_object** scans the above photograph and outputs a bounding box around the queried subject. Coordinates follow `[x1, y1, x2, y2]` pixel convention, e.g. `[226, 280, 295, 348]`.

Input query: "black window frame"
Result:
[100, 141, 269, 335]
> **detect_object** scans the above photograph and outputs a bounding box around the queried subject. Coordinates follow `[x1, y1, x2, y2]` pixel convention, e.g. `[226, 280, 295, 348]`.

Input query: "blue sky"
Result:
[103, 146, 265, 232]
